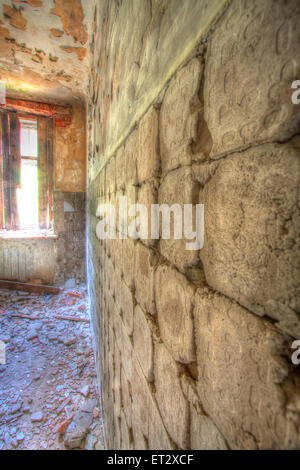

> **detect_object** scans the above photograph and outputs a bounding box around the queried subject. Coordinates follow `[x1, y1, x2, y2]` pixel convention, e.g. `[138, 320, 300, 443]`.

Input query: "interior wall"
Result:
[87, 0, 300, 450]
[0, 102, 86, 284]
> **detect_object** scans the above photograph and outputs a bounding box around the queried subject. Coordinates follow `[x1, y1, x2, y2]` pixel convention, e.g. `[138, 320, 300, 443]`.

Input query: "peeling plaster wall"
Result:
[87, 0, 300, 450]
[0, 0, 96, 100]
[55, 101, 86, 192]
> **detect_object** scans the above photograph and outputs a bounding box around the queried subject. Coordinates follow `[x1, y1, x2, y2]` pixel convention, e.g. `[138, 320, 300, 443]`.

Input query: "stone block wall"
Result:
[87, 0, 300, 450]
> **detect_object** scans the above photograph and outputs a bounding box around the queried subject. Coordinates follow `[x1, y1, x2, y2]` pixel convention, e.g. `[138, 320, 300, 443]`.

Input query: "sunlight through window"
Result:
[17, 119, 39, 229]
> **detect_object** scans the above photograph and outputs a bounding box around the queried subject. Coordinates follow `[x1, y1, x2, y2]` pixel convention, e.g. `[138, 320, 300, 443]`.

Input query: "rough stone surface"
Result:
[137, 180, 158, 247]
[64, 408, 93, 449]
[0, 0, 96, 101]
[134, 242, 156, 315]
[158, 166, 200, 270]
[86, 0, 300, 451]
[160, 58, 202, 174]
[133, 305, 154, 382]
[204, 0, 300, 158]
[137, 106, 160, 183]
[155, 265, 195, 363]
[200, 140, 300, 337]
[88, 0, 227, 175]
[121, 367, 132, 429]
[120, 282, 134, 336]
[190, 407, 228, 450]
[194, 289, 300, 450]
[154, 343, 189, 449]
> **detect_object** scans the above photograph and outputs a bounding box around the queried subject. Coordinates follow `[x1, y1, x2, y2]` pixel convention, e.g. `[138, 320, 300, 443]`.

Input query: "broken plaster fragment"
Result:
[60, 45, 86, 61]
[50, 27, 64, 38]
[50, 0, 88, 45]
[2, 4, 27, 31]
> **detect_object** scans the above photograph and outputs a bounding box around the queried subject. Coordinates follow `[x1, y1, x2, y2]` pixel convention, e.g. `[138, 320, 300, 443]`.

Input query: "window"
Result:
[0, 112, 54, 233]
[17, 119, 38, 229]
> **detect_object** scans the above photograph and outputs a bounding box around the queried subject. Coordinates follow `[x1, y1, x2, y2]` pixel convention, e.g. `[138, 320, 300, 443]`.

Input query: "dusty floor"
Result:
[0, 284, 105, 450]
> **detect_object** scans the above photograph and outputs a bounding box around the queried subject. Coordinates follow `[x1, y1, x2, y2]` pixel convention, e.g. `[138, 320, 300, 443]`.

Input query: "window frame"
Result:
[0, 111, 54, 237]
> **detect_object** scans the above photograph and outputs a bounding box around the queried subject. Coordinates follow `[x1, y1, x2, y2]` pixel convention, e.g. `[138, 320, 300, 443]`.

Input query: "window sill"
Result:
[0, 230, 58, 240]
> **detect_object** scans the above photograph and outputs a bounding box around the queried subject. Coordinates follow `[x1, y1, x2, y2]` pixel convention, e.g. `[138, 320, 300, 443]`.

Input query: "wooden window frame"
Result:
[0, 111, 54, 234]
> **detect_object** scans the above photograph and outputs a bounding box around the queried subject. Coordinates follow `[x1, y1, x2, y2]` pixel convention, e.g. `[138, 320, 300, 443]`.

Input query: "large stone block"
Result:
[89, 0, 226, 176]
[106, 155, 116, 195]
[120, 410, 132, 449]
[155, 265, 195, 363]
[137, 180, 158, 246]
[204, 0, 300, 157]
[130, 357, 172, 449]
[131, 359, 151, 438]
[200, 140, 300, 337]
[132, 430, 148, 450]
[122, 238, 135, 290]
[194, 289, 300, 449]
[160, 57, 202, 173]
[120, 281, 134, 336]
[125, 130, 138, 185]
[190, 405, 228, 450]
[110, 237, 123, 275]
[133, 304, 154, 381]
[115, 144, 126, 191]
[148, 394, 172, 450]
[113, 346, 121, 419]
[137, 106, 160, 183]
[121, 366, 132, 428]
[134, 242, 156, 315]
[154, 343, 189, 449]
[113, 415, 121, 450]
[114, 313, 133, 382]
[158, 166, 200, 271]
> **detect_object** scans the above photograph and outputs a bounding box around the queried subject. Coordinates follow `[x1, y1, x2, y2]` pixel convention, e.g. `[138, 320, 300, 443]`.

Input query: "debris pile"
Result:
[0, 283, 105, 450]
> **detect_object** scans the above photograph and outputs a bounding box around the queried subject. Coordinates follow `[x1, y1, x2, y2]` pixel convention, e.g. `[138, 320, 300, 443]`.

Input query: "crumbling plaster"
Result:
[0, 0, 96, 102]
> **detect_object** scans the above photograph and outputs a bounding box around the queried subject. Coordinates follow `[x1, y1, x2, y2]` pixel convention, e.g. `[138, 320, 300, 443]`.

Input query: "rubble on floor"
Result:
[0, 284, 105, 450]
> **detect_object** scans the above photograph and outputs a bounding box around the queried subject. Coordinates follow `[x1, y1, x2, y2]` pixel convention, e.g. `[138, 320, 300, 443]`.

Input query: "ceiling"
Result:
[0, 0, 96, 103]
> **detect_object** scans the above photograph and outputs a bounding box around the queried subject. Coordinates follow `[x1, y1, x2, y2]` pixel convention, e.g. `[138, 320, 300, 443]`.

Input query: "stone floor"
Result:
[0, 283, 105, 450]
